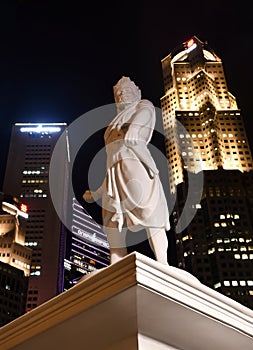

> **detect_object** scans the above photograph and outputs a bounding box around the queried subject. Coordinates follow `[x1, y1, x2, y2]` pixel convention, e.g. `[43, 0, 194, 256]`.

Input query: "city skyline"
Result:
[1, 27, 253, 328]
[0, 1, 252, 188]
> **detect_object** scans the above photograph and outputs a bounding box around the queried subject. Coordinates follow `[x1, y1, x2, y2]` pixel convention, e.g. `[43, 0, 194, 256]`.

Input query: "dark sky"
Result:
[0, 0, 252, 189]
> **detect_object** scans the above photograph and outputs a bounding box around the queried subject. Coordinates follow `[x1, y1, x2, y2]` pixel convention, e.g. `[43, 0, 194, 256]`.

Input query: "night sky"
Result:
[0, 0, 252, 190]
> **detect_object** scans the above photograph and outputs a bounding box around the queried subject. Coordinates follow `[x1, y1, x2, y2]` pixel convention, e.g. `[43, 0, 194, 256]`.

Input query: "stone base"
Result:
[1, 252, 253, 349]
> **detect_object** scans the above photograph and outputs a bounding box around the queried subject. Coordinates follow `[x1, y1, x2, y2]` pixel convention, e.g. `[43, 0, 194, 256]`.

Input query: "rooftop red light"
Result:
[186, 38, 194, 48]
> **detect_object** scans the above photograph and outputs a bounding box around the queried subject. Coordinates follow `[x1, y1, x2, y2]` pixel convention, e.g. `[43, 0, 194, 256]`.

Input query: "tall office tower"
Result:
[64, 198, 110, 289]
[161, 36, 253, 308]
[0, 193, 31, 325]
[3, 123, 69, 312]
[3, 122, 110, 314]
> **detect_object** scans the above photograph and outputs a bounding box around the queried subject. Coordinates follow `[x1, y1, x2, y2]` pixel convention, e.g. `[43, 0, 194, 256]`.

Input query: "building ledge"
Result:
[1, 252, 253, 349]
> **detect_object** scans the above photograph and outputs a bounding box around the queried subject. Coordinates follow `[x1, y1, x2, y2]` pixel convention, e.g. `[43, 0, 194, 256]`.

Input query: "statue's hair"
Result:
[113, 76, 141, 103]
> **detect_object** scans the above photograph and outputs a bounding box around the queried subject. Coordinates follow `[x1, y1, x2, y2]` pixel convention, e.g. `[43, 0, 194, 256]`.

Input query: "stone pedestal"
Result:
[1, 252, 253, 349]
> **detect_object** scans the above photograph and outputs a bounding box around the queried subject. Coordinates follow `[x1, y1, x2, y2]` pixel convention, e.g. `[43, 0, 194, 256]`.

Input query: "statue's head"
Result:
[113, 76, 141, 106]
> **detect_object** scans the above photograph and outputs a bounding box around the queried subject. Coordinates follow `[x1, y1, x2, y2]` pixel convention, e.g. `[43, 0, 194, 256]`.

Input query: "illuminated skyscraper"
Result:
[64, 198, 110, 289]
[3, 123, 110, 314]
[161, 36, 253, 308]
[3, 123, 69, 312]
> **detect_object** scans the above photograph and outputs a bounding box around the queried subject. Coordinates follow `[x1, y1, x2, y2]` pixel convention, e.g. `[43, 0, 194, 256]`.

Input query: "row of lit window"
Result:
[21, 194, 48, 198]
[30, 271, 41, 276]
[224, 280, 253, 287]
[216, 237, 252, 244]
[13, 259, 30, 269]
[214, 280, 253, 288]
[208, 246, 253, 254]
[24, 242, 38, 246]
[22, 180, 47, 183]
[23, 170, 46, 175]
[214, 222, 236, 227]
[234, 254, 253, 260]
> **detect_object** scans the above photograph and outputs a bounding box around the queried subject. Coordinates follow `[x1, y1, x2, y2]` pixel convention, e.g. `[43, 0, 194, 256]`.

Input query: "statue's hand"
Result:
[83, 190, 95, 203]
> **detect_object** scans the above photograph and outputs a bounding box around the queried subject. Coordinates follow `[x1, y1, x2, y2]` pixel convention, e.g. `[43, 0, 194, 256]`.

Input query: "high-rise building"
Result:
[0, 192, 31, 326]
[64, 198, 110, 289]
[3, 123, 69, 312]
[161, 36, 253, 308]
[3, 122, 110, 314]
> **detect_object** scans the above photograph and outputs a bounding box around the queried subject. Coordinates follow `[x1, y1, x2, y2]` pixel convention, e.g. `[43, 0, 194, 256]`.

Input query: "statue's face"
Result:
[114, 83, 139, 105]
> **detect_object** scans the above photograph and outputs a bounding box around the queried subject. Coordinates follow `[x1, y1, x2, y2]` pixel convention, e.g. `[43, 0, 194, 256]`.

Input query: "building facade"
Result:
[3, 123, 69, 312]
[64, 198, 110, 289]
[161, 36, 253, 308]
[0, 192, 31, 325]
[3, 123, 110, 314]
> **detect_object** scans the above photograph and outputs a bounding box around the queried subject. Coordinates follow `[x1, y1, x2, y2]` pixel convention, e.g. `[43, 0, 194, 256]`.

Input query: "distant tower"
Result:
[161, 37, 253, 309]
[3, 123, 69, 312]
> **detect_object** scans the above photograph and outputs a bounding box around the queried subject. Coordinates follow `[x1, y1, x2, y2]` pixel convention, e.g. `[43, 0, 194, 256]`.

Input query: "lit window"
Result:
[182, 235, 192, 241]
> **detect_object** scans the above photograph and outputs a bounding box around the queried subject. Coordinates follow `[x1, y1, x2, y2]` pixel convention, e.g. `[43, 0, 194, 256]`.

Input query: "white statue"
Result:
[83, 76, 170, 265]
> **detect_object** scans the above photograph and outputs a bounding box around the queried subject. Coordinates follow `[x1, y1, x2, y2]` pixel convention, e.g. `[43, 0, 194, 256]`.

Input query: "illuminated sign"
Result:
[20, 125, 61, 133]
[20, 203, 29, 214]
[72, 225, 109, 248]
